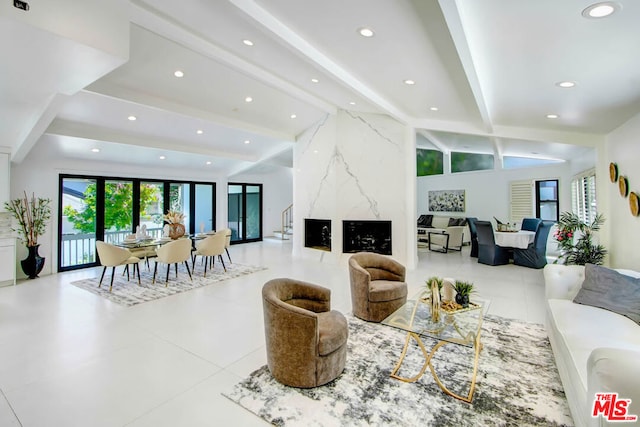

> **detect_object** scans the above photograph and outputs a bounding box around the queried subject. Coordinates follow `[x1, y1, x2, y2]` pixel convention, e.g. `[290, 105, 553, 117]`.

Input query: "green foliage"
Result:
[425, 276, 443, 290]
[451, 152, 494, 173]
[417, 149, 444, 177]
[553, 212, 607, 265]
[4, 191, 51, 247]
[453, 280, 474, 296]
[64, 183, 160, 233]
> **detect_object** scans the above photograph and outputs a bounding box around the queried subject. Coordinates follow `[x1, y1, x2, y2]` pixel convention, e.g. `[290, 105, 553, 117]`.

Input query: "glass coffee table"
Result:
[381, 291, 489, 403]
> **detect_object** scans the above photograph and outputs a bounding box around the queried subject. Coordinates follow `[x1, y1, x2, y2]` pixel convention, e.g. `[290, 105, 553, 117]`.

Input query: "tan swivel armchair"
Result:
[95, 241, 141, 291]
[262, 278, 348, 388]
[153, 238, 193, 285]
[192, 231, 226, 275]
[348, 252, 408, 322]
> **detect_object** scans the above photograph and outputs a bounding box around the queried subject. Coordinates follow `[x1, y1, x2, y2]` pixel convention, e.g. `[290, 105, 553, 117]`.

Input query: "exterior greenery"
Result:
[451, 152, 494, 173]
[416, 148, 444, 176]
[4, 192, 52, 247]
[63, 182, 160, 233]
[554, 211, 607, 265]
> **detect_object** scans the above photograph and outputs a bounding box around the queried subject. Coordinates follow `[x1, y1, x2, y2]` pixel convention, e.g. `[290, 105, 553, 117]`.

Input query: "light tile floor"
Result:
[0, 239, 546, 426]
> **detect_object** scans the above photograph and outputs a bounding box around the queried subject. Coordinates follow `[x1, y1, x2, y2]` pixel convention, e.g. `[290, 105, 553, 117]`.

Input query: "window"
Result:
[451, 152, 494, 173]
[535, 179, 559, 221]
[571, 169, 597, 224]
[416, 148, 444, 176]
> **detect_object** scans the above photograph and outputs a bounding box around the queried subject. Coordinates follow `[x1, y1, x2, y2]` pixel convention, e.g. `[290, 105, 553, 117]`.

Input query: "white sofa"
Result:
[417, 215, 471, 246]
[543, 264, 640, 427]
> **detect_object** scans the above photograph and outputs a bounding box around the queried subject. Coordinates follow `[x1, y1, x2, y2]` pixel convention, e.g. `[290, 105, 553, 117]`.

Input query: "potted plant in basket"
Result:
[553, 212, 607, 265]
[4, 191, 52, 279]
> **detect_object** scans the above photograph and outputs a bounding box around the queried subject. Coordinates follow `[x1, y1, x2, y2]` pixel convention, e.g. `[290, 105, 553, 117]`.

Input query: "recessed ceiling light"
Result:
[290, 114, 297, 119]
[582, 2, 620, 18]
[244, 140, 250, 144]
[196, 129, 203, 134]
[245, 96, 253, 103]
[159, 155, 166, 160]
[91, 148, 100, 153]
[556, 81, 576, 88]
[174, 70, 184, 78]
[404, 79, 416, 85]
[206, 161, 212, 165]
[430, 107, 439, 111]
[311, 78, 319, 83]
[242, 39, 254, 46]
[358, 27, 375, 37]
[128, 115, 137, 121]
[313, 150, 319, 154]
[349, 101, 356, 105]
[546, 114, 559, 119]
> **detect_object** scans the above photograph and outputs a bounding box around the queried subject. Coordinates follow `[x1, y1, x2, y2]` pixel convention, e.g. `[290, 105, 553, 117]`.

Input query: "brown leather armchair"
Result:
[262, 278, 348, 388]
[348, 252, 408, 322]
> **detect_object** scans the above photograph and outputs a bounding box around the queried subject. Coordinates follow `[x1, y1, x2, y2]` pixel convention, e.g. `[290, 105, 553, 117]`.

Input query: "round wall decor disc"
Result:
[609, 162, 618, 183]
[619, 175, 629, 197]
[630, 192, 640, 217]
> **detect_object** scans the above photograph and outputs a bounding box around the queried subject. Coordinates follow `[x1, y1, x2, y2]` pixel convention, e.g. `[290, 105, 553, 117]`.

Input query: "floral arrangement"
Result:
[163, 210, 184, 224]
[4, 191, 52, 247]
[554, 211, 607, 265]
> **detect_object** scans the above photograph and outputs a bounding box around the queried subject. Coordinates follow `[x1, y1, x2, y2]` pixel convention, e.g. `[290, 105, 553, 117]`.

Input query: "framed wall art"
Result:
[428, 190, 465, 212]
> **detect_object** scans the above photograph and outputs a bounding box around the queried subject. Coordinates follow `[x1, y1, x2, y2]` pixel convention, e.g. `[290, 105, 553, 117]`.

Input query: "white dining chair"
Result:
[191, 231, 227, 275]
[95, 241, 141, 291]
[153, 238, 193, 286]
[219, 227, 233, 264]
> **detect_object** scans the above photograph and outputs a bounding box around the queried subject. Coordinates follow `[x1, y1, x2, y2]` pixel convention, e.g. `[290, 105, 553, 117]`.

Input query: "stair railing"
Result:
[281, 204, 293, 239]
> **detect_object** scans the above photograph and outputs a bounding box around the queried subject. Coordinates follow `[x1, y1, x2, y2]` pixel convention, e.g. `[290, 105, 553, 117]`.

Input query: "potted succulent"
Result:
[4, 191, 52, 279]
[453, 280, 474, 308]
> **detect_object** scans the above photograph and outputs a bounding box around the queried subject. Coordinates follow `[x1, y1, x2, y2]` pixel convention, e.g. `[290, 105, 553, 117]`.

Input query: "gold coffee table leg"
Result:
[427, 333, 482, 403]
[390, 331, 483, 403]
[390, 332, 430, 383]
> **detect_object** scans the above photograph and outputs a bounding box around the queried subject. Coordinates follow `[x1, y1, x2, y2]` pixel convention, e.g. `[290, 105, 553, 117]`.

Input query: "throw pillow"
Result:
[448, 218, 458, 227]
[418, 215, 433, 227]
[573, 264, 640, 325]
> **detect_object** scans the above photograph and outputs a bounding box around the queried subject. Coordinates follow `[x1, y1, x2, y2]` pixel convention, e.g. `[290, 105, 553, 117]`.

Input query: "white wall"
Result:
[230, 167, 293, 237]
[606, 112, 640, 269]
[417, 162, 575, 223]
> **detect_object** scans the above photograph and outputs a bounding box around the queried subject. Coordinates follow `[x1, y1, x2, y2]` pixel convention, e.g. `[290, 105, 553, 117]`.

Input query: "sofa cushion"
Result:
[417, 214, 433, 227]
[547, 299, 640, 392]
[369, 280, 408, 302]
[573, 264, 640, 325]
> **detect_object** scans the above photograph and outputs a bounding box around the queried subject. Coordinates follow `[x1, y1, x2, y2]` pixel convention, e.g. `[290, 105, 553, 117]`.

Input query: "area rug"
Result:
[224, 315, 573, 426]
[70, 263, 266, 307]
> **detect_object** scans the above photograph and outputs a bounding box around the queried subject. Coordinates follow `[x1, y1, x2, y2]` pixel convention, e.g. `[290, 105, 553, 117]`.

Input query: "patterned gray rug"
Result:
[224, 315, 573, 426]
[70, 263, 266, 307]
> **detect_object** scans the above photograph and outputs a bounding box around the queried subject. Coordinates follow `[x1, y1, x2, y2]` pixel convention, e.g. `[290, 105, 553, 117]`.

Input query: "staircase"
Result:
[274, 204, 293, 240]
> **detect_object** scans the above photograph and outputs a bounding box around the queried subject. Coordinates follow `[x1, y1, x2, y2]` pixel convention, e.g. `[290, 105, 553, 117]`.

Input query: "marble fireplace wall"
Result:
[293, 109, 416, 267]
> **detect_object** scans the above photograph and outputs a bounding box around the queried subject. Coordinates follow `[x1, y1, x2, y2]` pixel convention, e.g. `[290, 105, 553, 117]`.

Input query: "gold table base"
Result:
[389, 331, 483, 403]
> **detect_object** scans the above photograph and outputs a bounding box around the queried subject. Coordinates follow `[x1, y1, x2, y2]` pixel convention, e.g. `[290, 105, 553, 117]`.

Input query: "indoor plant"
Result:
[554, 212, 607, 265]
[4, 191, 52, 278]
[453, 280, 474, 308]
[163, 209, 185, 239]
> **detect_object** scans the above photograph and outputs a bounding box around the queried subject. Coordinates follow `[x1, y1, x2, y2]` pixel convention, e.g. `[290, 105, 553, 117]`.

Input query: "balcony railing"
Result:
[60, 227, 164, 268]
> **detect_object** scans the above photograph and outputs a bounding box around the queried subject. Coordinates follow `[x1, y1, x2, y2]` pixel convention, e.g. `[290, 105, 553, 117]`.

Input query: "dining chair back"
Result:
[95, 241, 141, 291]
[153, 238, 193, 285]
[192, 231, 227, 275]
[475, 220, 510, 266]
[521, 218, 542, 232]
[513, 220, 554, 268]
[466, 217, 479, 257]
[219, 227, 233, 263]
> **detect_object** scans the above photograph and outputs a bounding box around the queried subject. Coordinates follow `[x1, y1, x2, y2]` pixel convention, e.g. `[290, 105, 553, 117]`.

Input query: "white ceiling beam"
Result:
[47, 119, 258, 162]
[438, 0, 493, 133]
[227, 144, 292, 177]
[492, 136, 503, 160]
[130, 1, 336, 116]
[228, 0, 410, 125]
[418, 130, 450, 154]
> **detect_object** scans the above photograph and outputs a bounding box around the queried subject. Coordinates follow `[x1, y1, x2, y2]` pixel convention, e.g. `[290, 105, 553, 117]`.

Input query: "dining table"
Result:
[494, 230, 535, 249]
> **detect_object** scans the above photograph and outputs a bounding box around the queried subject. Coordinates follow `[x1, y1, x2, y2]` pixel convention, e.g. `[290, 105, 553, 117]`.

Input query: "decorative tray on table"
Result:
[419, 296, 481, 314]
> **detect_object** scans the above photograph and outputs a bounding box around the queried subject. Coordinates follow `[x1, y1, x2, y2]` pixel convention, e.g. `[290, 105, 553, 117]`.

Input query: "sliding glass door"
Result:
[228, 183, 262, 243]
[58, 175, 216, 272]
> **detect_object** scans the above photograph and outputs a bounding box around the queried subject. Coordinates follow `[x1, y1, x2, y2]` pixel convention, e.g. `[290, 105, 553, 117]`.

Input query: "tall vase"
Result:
[21, 244, 45, 279]
[169, 223, 186, 239]
[430, 282, 441, 323]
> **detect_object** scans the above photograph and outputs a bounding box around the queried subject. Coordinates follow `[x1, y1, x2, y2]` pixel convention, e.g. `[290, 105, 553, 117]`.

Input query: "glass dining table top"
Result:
[381, 291, 490, 348]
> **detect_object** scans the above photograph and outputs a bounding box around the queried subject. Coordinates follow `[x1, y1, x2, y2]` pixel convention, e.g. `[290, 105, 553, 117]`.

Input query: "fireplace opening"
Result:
[304, 219, 331, 252]
[343, 220, 392, 255]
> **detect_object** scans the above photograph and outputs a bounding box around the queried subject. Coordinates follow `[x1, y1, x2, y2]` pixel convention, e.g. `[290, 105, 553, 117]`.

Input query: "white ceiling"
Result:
[4, 0, 639, 175]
